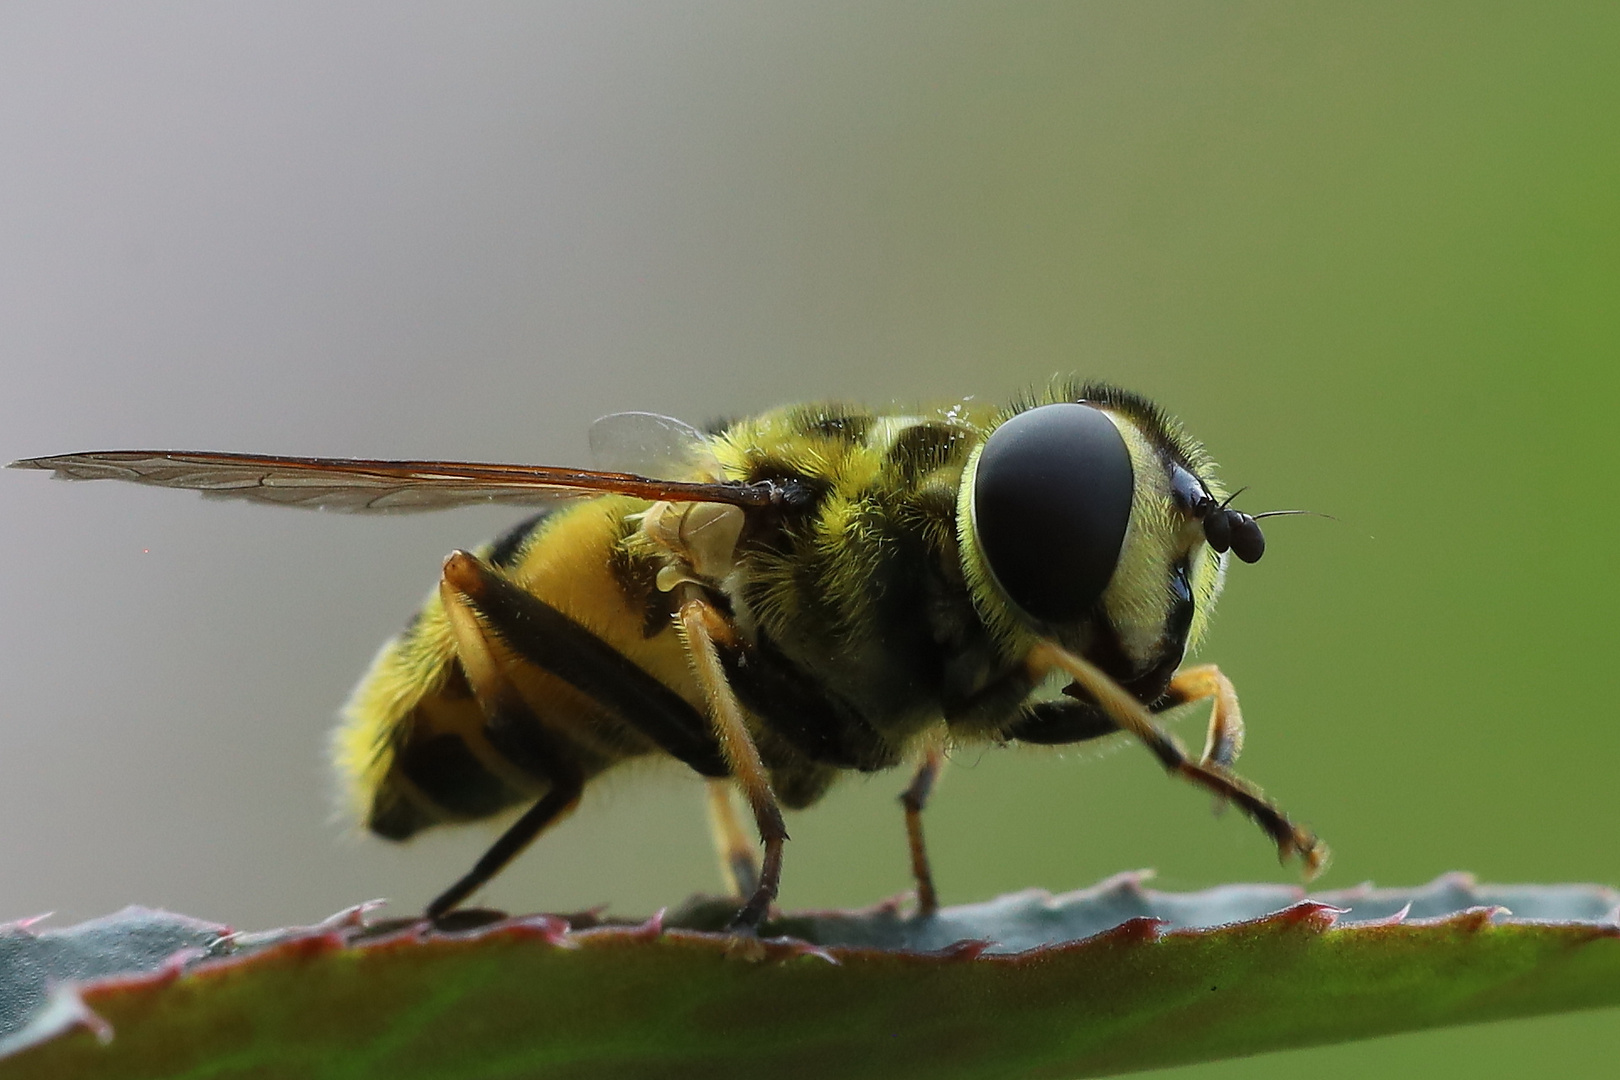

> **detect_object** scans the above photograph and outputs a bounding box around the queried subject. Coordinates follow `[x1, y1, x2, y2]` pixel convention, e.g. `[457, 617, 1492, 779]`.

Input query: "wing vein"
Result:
[8, 450, 781, 514]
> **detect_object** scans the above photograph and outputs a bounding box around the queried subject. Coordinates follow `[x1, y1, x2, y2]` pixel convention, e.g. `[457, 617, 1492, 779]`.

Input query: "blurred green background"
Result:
[1, 3, 1615, 1075]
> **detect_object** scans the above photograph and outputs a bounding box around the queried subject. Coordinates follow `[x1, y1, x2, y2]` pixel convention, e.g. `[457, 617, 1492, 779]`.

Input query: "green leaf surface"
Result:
[1, 873, 1616, 1079]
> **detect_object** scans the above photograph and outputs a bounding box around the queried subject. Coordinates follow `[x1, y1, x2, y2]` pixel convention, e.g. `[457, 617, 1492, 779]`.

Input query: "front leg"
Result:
[1160, 663, 1244, 770]
[1028, 642, 1328, 878]
[1014, 663, 1245, 765]
[1010, 664, 1243, 775]
[1157, 663, 1245, 816]
[1002, 697, 1120, 744]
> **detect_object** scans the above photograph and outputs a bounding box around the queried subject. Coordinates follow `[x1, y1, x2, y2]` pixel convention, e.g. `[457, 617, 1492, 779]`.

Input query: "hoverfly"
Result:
[11, 380, 1326, 928]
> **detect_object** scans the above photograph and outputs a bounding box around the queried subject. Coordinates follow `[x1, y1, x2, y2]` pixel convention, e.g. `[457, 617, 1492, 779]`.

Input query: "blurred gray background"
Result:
[2, 4, 1616, 1076]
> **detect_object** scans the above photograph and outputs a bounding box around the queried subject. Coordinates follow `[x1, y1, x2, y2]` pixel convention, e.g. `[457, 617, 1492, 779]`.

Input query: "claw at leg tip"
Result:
[1301, 840, 1331, 882]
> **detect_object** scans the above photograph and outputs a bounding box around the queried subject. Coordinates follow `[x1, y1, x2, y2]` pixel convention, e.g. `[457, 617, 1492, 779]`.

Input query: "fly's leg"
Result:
[674, 583, 788, 931]
[1023, 663, 1242, 771]
[425, 552, 587, 919]
[430, 552, 729, 777]
[899, 734, 947, 918]
[705, 779, 761, 898]
[1161, 663, 1246, 770]
[425, 772, 583, 920]
[1159, 663, 1246, 815]
[1030, 642, 1328, 878]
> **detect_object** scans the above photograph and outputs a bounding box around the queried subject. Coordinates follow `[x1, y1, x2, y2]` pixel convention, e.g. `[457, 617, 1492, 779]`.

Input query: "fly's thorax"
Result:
[696, 403, 992, 728]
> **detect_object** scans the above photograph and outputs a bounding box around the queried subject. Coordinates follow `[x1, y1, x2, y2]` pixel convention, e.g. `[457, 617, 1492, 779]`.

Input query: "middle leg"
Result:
[705, 779, 761, 899]
[674, 583, 789, 930]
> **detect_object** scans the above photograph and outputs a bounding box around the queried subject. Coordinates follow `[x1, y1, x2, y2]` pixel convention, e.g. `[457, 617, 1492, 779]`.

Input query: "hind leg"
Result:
[899, 734, 947, 917]
[424, 555, 588, 918]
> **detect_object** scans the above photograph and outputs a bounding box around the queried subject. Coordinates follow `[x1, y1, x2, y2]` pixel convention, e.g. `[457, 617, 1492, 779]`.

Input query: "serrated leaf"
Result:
[1, 874, 1617, 1079]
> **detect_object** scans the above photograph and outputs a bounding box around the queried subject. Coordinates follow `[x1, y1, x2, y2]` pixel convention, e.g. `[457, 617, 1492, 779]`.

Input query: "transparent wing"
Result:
[8, 450, 782, 514]
[587, 411, 722, 481]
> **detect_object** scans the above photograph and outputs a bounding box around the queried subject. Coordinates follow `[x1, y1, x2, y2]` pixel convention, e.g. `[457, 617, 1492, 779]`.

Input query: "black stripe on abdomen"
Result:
[488, 510, 555, 569]
[368, 786, 435, 840]
[397, 732, 524, 820]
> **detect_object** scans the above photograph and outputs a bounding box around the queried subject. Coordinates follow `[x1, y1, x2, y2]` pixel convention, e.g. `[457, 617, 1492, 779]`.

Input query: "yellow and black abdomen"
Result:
[332, 495, 701, 841]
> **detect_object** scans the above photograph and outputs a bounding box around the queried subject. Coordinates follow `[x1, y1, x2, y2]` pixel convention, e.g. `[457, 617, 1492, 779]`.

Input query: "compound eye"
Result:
[973, 402, 1134, 623]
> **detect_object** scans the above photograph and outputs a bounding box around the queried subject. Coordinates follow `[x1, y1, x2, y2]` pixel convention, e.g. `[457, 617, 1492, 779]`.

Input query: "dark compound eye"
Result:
[973, 402, 1134, 623]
